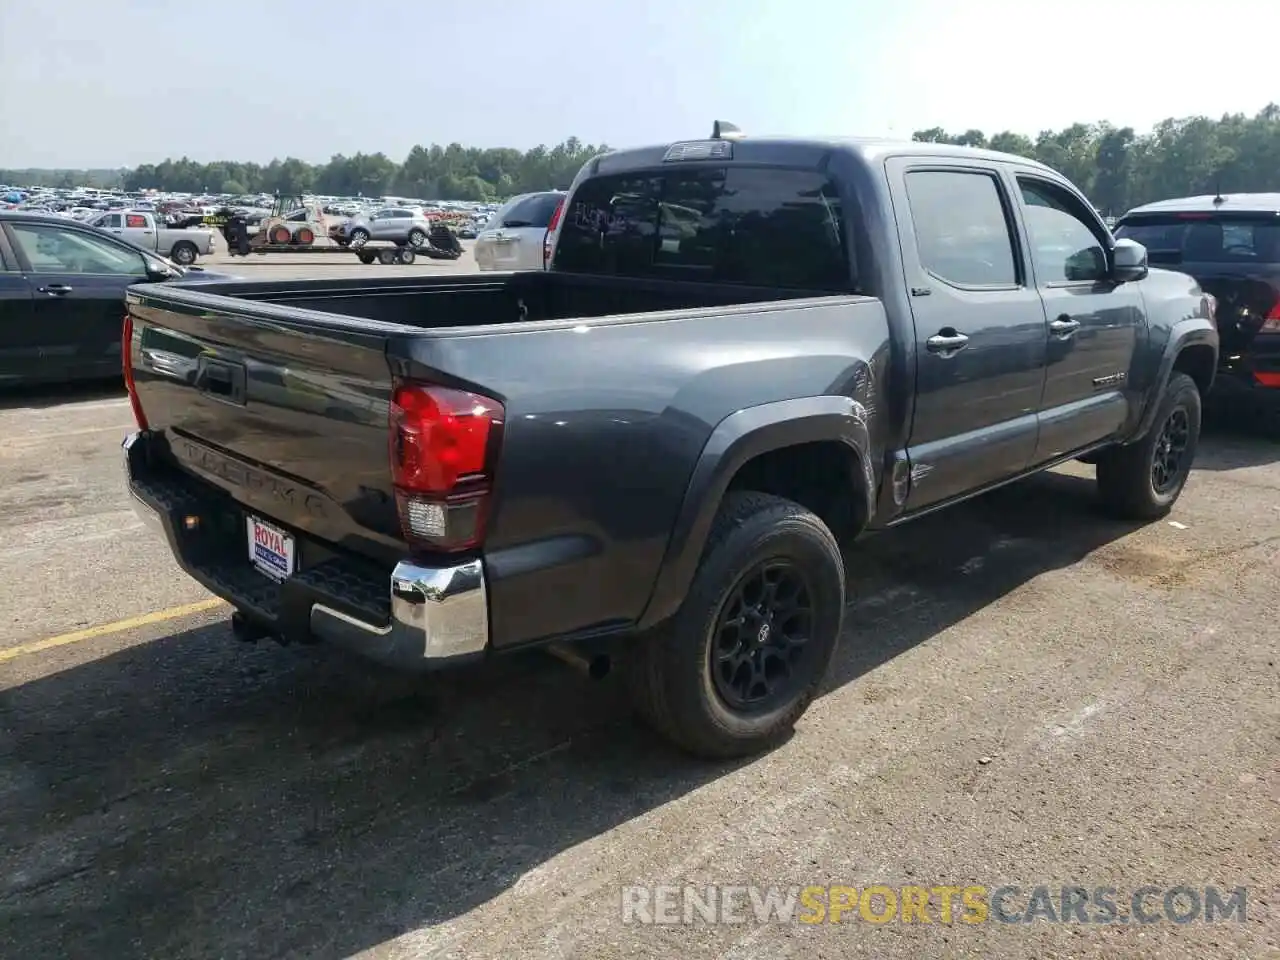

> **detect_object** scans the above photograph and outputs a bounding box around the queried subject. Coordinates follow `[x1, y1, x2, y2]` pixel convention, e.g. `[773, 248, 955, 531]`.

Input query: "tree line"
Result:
[911, 104, 1280, 215]
[1, 138, 611, 201]
[5, 105, 1279, 209]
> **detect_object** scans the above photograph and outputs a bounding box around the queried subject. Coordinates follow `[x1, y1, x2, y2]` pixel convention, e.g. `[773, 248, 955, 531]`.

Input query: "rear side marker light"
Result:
[389, 382, 504, 552]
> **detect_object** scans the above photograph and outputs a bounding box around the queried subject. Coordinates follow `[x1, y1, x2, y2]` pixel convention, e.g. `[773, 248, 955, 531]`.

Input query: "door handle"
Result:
[926, 330, 969, 355]
[196, 356, 247, 404]
[37, 284, 72, 296]
[1049, 316, 1081, 337]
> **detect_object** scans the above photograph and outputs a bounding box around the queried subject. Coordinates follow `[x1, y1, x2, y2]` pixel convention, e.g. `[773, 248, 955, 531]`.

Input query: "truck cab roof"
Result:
[590, 134, 1057, 178]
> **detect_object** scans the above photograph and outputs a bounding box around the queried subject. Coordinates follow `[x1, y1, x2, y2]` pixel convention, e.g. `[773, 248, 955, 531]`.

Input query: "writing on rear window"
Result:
[556, 168, 852, 290]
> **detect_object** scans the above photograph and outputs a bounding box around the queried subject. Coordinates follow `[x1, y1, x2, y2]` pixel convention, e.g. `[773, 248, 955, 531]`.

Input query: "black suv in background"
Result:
[1115, 194, 1280, 408]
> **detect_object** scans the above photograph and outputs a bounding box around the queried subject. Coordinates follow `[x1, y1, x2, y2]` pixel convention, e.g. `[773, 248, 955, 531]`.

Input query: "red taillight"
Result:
[1259, 301, 1280, 334]
[1253, 303, 1280, 387]
[543, 198, 564, 267]
[389, 382, 504, 552]
[121, 312, 149, 430]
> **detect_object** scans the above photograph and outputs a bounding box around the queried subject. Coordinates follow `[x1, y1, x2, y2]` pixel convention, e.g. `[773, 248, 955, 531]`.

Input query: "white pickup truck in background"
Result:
[89, 210, 216, 265]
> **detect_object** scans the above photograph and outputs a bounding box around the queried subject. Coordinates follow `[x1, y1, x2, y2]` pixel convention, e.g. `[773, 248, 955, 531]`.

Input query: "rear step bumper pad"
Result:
[123, 431, 489, 670]
[310, 561, 487, 663]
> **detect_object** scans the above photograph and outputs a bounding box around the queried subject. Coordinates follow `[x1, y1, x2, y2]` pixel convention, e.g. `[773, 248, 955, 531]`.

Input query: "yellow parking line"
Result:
[0, 598, 226, 664]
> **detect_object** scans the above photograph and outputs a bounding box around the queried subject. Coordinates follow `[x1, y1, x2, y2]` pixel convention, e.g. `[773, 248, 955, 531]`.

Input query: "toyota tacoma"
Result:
[123, 127, 1218, 758]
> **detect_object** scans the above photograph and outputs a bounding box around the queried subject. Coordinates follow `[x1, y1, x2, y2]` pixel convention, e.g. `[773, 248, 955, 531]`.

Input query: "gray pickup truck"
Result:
[122, 129, 1218, 758]
[90, 209, 216, 265]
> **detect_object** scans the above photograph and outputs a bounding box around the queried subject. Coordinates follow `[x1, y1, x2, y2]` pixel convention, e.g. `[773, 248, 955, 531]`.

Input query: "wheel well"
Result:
[725, 441, 867, 543]
[1173, 344, 1216, 396]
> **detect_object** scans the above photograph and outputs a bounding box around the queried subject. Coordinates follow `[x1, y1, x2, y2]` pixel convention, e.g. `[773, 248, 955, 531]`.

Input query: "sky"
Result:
[0, 0, 1275, 169]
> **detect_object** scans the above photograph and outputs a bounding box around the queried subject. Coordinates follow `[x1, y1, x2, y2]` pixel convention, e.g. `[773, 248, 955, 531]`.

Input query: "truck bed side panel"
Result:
[396, 296, 891, 649]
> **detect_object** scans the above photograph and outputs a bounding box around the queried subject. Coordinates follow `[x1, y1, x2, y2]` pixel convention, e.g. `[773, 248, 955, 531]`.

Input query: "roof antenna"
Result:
[711, 120, 745, 140]
[1212, 177, 1226, 205]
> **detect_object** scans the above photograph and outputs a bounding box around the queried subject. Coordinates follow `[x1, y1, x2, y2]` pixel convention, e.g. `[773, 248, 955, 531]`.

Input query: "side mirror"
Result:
[1111, 238, 1148, 282]
[145, 260, 177, 281]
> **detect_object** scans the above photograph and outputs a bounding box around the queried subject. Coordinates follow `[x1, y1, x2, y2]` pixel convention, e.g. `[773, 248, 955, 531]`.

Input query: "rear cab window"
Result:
[554, 166, 853, 290]
[1115, 213, 1280, 264]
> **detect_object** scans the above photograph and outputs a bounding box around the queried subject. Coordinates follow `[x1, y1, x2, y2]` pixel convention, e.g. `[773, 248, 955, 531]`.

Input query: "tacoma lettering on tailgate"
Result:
[179, 439, 328, 518]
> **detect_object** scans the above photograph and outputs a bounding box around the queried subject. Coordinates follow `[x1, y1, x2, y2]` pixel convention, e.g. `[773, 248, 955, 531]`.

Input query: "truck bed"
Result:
[125, 270, 884, 652]
[163, 270, 822, 328]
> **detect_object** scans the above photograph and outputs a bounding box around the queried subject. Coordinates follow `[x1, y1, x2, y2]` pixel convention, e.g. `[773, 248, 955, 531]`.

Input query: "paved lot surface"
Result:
[0, 335, 1276, 954]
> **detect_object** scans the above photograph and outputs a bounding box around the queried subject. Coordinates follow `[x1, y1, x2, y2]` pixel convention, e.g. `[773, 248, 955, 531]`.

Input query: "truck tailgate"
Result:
[126, 285, 405, 565]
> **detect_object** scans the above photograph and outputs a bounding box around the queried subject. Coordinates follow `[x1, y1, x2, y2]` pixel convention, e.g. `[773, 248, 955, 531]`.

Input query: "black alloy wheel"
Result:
[710, 559, 814, 712]
[1151, 407, 1190, 495]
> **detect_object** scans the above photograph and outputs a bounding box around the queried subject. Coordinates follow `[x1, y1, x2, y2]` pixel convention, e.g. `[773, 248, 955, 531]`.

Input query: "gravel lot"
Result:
[0, 255, 1275, 959]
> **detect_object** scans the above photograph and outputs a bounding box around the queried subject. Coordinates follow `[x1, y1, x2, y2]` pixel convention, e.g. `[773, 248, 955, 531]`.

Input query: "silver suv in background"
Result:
[340, 207, 433, 249]
[475, 191, 564, 271]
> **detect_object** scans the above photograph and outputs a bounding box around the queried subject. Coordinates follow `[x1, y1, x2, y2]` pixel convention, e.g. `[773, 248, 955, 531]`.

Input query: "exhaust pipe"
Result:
[547, 643, 611, 680]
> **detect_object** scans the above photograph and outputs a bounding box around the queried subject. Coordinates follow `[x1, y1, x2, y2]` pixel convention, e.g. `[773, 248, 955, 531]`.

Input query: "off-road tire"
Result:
[626, 491, 845, 759]
[1096, 372, 1201, 520]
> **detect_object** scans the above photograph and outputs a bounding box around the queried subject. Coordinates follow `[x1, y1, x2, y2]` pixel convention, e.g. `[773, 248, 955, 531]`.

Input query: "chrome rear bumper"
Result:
[310, 559, 488, 665]
[125, 430, 489, 670]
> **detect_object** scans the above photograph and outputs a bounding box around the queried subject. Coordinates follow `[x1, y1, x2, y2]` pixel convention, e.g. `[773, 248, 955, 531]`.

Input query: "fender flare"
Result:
[1131, 318, 1218, 441]
[637, 395, 876, 631]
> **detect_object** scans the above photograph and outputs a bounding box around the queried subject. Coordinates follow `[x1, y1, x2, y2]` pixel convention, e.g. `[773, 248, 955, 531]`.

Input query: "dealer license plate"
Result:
[246, 515, 295, 581]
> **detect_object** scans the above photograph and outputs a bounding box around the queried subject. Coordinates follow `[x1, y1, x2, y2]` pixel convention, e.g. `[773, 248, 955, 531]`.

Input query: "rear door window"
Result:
[1116, 215, 1280, 263]
[903, 170, 1018, 287]
[555, 168, 851, 290]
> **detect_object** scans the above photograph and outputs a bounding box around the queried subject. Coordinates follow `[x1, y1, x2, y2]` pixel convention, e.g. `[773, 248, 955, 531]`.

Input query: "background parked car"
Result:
[474, 191, 564, 271]
[0, 211, 234, 385]
[1115, 193, 1280, 410]
[337, 207, 434, 248]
